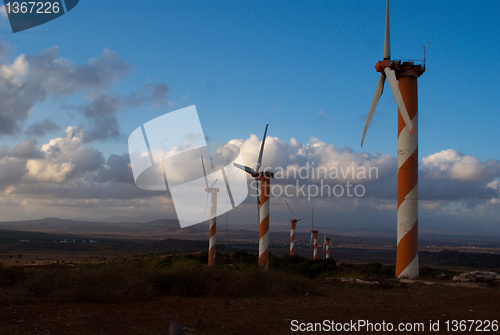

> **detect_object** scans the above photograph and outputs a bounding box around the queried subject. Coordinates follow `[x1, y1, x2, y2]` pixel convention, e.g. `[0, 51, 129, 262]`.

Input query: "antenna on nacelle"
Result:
[423, 45, 429, 68]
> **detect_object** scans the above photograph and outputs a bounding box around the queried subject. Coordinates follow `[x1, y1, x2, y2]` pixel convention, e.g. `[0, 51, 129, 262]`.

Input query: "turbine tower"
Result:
[309, 210, 319, 260]
[201, 156, 219, 266]
[285, 200, 305, 256]
[235, 125, 273, 270]
[324, 237, 331, 259]
[361, 0, 425, 279]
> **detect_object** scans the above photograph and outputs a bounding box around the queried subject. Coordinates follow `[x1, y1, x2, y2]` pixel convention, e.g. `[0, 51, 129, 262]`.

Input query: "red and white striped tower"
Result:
[258, 171, 273, 270]
[360, 0, 425, 279]
[234, 124, 271, 270]
[311, 230, 319, 260]
[290, 219, 298, 255]
[396, 68, 423, 278]
[325, 237, 331, 259]
[207, 187, 219, 266]
[284, 200, 304, 256]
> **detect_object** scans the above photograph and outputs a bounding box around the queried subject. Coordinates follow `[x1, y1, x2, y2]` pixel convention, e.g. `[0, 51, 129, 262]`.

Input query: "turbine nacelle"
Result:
[375, 60, 391, 73]
[361, 0, 415, 147]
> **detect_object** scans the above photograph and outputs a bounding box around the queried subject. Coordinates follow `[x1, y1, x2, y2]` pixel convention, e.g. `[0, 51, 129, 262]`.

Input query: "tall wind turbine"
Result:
[234, 125, 273, 270]
[201, 156, 219, 266]
[361, 0, 425, 279]
[309, 210, 319, 260]
[285, 200, 305, 256]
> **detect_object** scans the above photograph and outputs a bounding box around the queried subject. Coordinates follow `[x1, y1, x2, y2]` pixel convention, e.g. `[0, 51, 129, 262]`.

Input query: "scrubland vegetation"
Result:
[0, 251, 464, 304]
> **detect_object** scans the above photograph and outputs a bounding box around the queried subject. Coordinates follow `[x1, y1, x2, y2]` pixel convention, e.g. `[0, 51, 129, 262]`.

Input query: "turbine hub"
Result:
[375, 60, 391, 72]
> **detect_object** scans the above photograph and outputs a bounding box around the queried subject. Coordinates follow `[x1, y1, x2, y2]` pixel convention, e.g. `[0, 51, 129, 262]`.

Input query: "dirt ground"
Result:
[1, 281, 499, 335]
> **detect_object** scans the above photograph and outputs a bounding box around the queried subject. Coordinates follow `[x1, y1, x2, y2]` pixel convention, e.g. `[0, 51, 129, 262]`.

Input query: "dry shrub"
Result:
[0, 255, 319, 304]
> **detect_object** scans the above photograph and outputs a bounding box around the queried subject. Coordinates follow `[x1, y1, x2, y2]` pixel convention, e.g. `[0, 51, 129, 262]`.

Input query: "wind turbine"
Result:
[201, 156, 219, 266]
[309, 210, 319, 260]
[322, 233, 326, 256]
[234, 125, 273, 270]
[324, 237, 331, 259]
[285, 200, 305, 256]
[361, 0, 425, 279]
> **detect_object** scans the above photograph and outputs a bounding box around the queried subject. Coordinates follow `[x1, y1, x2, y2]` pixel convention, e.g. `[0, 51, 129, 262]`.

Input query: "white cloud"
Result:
[24, 126, 104, 182]
[0, 122, 498, 232]
[0, 5, 7, 19]
[26, 160, 74, 182]
[421, 149, 500, 182]
[0, 43, 131, 135]
[233, 135, 395, 185]
[0, 54, 28, 83]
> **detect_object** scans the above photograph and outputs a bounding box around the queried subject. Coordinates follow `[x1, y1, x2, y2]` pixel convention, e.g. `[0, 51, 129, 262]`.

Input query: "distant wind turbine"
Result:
[309, 210, 319, 260]
[201, 156, 219, 266]
[285, 200, 306, 256]
[324, 237, 331, 259]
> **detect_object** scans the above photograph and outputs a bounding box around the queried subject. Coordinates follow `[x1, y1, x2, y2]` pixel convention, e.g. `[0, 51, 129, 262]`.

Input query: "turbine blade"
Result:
[256, 124, 268, 172]
[296, 217, 306, 222]
[201, 156, 209, 188]
[210, 178, 218, 188]
[309, 232, 313, 250]
[284, 199, 296, 220]
[384, 67, 415, 134]
[221, 166, 235, 209]
[311, 210, 314, 230]
[361, 73, 386, 147]
[234, 163, 257, 176]
[384, 0, 390, 60]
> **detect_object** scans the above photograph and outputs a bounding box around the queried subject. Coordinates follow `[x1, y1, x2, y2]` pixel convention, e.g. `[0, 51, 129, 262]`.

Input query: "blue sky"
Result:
[0, 0, 499, 236]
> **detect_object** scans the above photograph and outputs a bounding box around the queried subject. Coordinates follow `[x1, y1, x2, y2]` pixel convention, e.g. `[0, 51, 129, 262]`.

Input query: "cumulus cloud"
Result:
[78, 85, 170, 143]
[79, 94, 121, 142]
[0, 125, 150, 194]
[26, 47, 130, 94]
[0, 157, 27, 185]
[124, 83, 169, 108]
[0, 45, 130, 135]
[0, 122, 498, 231]
[8, 138, 43, 159]
[419, 149, 500, 214]
[231, 134, 395, 190]
[422, 149, 500, 182]
[26, 118, 61, 137]
[96, 153, 135, 184]
[419, 149, 500, 204]
[22, 127, 99, 182]
[0, 42, 170, 144]
[227, 134, 500, 219]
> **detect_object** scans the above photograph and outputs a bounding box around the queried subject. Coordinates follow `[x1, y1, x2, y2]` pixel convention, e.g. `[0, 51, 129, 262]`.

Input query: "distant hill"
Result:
[0, 218, 180, 236]
[1, 218, 499, 248]
[0, 217, 259, 240]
